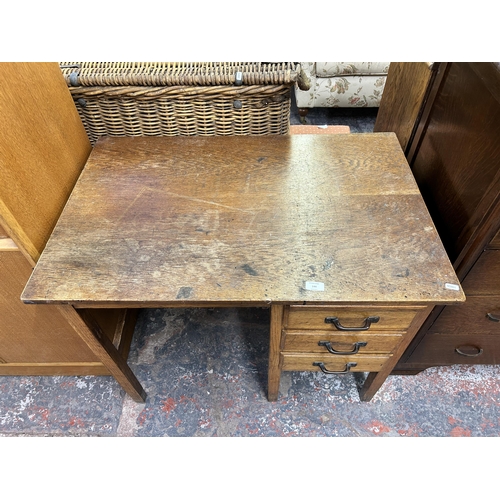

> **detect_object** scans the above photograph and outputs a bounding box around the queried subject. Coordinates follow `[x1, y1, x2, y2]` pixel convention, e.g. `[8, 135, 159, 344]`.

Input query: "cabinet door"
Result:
[0, 249, 99, 363]
[409, 63, 500, 264]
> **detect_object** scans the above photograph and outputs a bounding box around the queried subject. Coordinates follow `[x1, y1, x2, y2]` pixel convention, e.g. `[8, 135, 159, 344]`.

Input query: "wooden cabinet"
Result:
[375, 62, 500, 372]
[0, 63, 145, 400]
[0, 242, 105, 371]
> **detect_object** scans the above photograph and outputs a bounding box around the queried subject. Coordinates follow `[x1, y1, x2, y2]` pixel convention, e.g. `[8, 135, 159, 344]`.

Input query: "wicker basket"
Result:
[60, 62, 300, 145]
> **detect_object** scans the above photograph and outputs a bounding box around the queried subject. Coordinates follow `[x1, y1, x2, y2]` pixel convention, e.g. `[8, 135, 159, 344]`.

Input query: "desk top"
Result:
[22, 133, 464, 307]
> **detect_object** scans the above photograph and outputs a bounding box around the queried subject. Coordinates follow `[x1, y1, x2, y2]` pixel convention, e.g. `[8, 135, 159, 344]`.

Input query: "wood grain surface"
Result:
[488, 228, 500, 249]
[409, 63, 500, 264]
[0, 250, 101, 364]
[461, 250, 500, 295]
[427, 295, 500, 335]
[374, 62, 434, 152]
[0, 63, 91, 265]
[280, 353, 390, 372]
[282, 331, 403, 354]
[22, 134, 464, 307]
[285, 305, 423, 330]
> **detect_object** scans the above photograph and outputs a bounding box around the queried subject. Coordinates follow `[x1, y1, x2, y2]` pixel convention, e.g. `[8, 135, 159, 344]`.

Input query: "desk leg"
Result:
[268, 304, 284, 402]
[58, 305, 147, 403]
[358, 306, 433, 402]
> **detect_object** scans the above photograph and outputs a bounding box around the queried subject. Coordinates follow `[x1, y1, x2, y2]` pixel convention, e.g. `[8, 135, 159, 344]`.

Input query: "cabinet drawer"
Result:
[281, 353, 390, 372]
[462, 250, 500, 295]
[285, 306, 423, 331]
[282, 331, 402, 354]
[406, 334, 500, 365]
[428, 296, 500, 335]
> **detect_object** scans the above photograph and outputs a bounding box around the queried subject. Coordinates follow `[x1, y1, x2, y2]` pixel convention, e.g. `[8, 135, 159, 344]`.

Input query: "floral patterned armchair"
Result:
[295, 62, 390, 120]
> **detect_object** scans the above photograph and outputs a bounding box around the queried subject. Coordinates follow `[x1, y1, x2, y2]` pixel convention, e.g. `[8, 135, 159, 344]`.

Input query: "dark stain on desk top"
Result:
[240, 264, 258, 276]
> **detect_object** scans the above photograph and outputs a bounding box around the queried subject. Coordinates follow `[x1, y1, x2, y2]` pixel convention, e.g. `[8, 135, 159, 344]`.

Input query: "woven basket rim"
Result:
[60, 62, 299, 87]
[69, 84, 292, 100]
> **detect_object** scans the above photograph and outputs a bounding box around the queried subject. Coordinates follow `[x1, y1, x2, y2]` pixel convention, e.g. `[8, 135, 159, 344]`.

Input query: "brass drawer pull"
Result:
[318, 341, 367, 355]
[313, 362, 357, 374]
[455, 345, 484, 357]
[486, 312, 500, 322]
[324, 316, 380, 331]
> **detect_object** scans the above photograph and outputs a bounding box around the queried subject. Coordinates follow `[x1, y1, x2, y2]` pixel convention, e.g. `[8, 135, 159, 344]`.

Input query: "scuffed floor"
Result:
[1, 307, 499, 437]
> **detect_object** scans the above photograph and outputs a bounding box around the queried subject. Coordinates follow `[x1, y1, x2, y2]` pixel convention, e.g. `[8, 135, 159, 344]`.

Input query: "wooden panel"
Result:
[0, 250, 100, 364]
[488, 228, 500, 249]
[282, 331, 402, 353]
[462, 251, 500, 295]
[281, 353, 390, 372]
[374, 62, 434, 152]
[404, 334, 500, 366]
[427, 296, 500, 335]
[392, 63, 500, 375]
[80, 308, 139, 357]
[268, 304, 284, 402]
[0, 62, 91, 264]
[84, 308, 127, 344]
[410, 63, 500, 263]
[22, 134, 463, 308]
[0, 224, 8, 239]
[285, 305, 423, 331]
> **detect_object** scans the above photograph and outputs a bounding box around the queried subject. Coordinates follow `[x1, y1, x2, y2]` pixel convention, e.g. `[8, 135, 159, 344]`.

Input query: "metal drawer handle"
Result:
[455, 345, 484, 357]
[313, 362, 357, 374]
[318, 341, 367, 355]
[324, 316, 380, 331]
[486, 312, 500, 322]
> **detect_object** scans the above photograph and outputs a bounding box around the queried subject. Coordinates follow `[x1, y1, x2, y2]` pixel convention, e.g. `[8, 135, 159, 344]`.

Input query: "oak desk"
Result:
[22, 134, 464, 402]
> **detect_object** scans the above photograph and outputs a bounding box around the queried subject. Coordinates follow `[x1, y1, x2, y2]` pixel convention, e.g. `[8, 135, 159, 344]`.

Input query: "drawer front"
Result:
[285, 306, 423, 331]
[429, 296, 500, 335]
[281, 353, 390, 372]
[282, 331, 402, 354]
[462, 250, 500, 295]
[406, 334, 500, 366]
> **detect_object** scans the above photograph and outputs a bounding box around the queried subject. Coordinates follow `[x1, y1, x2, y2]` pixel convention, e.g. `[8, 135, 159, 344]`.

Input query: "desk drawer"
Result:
[281, 353, 390, 372]
[282, 331, 402, 354]
[285, 306, 422, 331]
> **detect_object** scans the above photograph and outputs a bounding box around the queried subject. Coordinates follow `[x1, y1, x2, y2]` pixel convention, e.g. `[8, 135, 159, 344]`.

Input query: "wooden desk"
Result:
[22, 134, 464, 401]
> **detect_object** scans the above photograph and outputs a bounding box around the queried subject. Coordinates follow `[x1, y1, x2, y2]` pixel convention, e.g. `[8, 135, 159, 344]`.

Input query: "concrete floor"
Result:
[1, 96, 499, 437]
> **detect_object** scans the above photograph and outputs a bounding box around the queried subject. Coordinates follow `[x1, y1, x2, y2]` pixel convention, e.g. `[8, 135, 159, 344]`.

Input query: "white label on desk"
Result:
[305, 281, 325, 291]
[445, 283, 460, 291]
